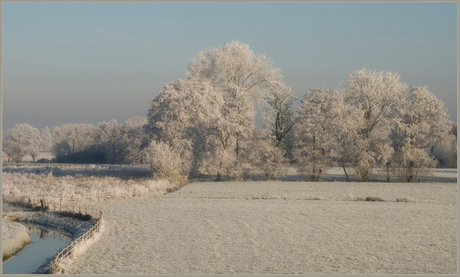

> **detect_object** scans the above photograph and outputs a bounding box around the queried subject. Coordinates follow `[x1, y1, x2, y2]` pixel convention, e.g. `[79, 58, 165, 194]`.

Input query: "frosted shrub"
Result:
[394, 148, 437, 182]
[144, 141, 190, 185]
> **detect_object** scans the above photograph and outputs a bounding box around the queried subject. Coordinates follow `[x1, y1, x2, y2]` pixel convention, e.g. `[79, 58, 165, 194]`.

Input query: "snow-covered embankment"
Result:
[2, 219, 31, 260]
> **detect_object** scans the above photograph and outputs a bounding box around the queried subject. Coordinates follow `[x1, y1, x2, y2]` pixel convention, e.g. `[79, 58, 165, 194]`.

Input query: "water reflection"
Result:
[28, 226, 70, 243]
[2, 224, 72, 274]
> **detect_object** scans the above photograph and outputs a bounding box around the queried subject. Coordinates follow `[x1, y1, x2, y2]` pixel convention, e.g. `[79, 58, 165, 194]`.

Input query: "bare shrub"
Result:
[357, 196, 387, 202]
[395, 197, 415, 202]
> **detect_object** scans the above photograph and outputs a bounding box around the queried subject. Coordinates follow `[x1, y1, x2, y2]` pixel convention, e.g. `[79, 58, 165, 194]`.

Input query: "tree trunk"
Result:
[342, 161, 349, 182]
[386, 163, 390, 182]
[407, 160, 414, 182]
[216, 161, 223, 182]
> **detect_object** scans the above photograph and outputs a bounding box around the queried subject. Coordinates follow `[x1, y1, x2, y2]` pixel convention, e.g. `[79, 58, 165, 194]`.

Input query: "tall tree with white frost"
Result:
[185, 41, 283, 180]
[96, 120, 123, 163]
[430, 121, 457, 166]
[147, 78, 223, 178]
[343, 69, 406, 181]
[119, 117, 149, 164]
[39, 126, 53, 151]
[3, 123, 41, 162]
[293, 88, 343, 181]
[392, 86, 452, 182]
[257, 80, 296, 180]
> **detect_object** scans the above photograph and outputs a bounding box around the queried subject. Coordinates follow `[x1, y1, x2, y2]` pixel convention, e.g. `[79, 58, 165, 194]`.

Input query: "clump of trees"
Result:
[3, 42, 456, 183]
[145, 41, 296, 181]
[290, 69, 455, 182]
[3, 118, 149, 164]
[3, 123, 41, 162]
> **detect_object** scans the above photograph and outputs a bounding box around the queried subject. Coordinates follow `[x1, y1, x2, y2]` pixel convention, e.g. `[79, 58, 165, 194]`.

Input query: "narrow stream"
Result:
[2, 224, 72, 274]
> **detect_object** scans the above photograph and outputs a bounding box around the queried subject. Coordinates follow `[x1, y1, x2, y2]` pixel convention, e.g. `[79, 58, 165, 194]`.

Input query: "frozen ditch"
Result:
[3, 223, 72, 274]
[2, 202, 104, 274]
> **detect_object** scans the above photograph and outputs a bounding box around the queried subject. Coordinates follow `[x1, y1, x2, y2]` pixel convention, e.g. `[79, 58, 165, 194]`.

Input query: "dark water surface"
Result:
[2, 224, 72, 274]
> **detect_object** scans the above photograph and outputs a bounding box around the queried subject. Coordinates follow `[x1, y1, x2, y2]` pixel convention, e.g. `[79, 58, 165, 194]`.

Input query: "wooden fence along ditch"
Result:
[28, 198, 104, 274]
[51, 214, 103, 274]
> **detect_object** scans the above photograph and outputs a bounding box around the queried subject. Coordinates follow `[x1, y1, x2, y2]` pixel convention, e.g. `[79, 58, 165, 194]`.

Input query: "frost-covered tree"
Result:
[392, 86, 451, 182]
[263, 80, 297, 148]
[293, 88, 343, 181]
[27, 146, 40, 163]
[3, 123, 41, 162]
[119, 117, 149, 164]
[247, 129, 288, 180]
[430, 121, 457, 167]
[147, 78, 223, 178]
[344, 69, 406, 181]
[186, 41, 282, 180]
[257, 80, 297, 179]
[52, 124, 98, 161]
[2, 151, 8, 162]
[39, 126, 53, 150]
[96, 119, 123, 163]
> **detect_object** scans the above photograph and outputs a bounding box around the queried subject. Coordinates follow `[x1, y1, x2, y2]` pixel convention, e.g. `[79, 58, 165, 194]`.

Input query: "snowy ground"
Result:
[66, 181, 457, 274]
[2, 219, 31, 260]
[2, 165, 457, 274]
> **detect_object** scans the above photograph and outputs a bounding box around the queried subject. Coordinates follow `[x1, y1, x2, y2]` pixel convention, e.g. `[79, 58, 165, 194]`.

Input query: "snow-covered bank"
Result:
[2, 203, 96, 241]
[66, 181, 457, 274]
[2, 219, 31, 260]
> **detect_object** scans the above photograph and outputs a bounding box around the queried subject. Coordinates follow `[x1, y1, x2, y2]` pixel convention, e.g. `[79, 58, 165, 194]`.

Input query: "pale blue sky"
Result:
[2, 2, 457, 131]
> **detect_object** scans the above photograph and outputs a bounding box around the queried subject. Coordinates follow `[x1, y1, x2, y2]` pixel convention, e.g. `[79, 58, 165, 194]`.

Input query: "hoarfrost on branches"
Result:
[147, 41, 289, 181]
[52, 124, 98, 160]
[392, 86, 453, 182]
[3, 123, 41, 162]
[293, 88, 343, 181]
[343, 69, 406, 181]
[39, 126, 53, 151]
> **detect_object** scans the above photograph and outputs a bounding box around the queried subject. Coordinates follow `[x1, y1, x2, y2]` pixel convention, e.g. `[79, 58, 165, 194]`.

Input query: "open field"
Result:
[2, 164, 457, 274]
[65, 181, 456, 274]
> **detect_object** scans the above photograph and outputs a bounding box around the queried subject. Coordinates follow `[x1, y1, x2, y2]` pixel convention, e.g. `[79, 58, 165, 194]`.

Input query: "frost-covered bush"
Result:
[393, 147, 437, 182]
[244, 131, 288, 181]
[144, 141, 190, 182]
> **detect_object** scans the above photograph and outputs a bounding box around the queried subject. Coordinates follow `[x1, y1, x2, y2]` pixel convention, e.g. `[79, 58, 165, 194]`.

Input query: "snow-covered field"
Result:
[66, 180, 456, 274]
[2, 165, 457, 274]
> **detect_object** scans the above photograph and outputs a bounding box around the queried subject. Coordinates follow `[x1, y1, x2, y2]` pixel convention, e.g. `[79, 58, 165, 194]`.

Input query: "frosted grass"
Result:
[2, 164, 176, 207]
